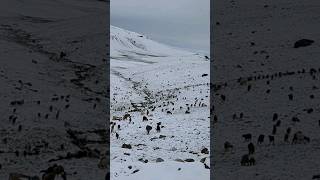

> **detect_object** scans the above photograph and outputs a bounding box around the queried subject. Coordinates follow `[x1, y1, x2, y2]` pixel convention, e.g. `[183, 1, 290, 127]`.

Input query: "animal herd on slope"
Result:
[213, 65, 320, 167]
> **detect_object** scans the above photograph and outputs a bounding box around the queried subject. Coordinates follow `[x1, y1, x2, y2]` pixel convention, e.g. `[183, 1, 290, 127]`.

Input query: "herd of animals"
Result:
[110, 72, 210, 175]
[110, 80, 209, 139]
[213, 65, 320, 167]
[111, 85, 209, 140]
[1, 90, 108, 179]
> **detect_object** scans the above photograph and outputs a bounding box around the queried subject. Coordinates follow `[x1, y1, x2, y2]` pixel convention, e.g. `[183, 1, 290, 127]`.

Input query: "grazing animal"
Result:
[248, 143, 255, 154]
[292, 117, 300, 122]
[292, 131, 304, 144]
[213, 115, 218, 122]
[288, 94, 293, 100]
[41, 164, 67, 180]
[167, 111, 172, 114]
[60, 51, 67, 59]
[123, 113, 131, 120]
[242, 133, 252, 141]
[269, 135, 275, 145]
[98, 156, 107, 169]
[116, 133, 119, 139]
[249, 157, 255, 166]
[220, 95, 226, 101]
[224, 141, 233, 151]
[286, 127, 291, 134]
[239, 112, 244, 119]
[232, 114, 236, 120]
[304, 136, 310, 143]
[272, 125, 277, 135]
[284, 133, 289, 142]
[142, 116, 148, 121]
[307, 108, 313, 114]
[156, 123, 161, 133]
[257, 134, 265, 144]
[247, 85, 251, 91]
[292, 133, 298, 144]
[273, 113, 278, 121]
[240, 154, 250, 166]
[146, 125, 152, 135]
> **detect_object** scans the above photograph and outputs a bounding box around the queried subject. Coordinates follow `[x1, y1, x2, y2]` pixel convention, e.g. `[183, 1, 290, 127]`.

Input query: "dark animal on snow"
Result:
[257, 134, 264, 144]
[240, 154, 250, 166]
[284, 133, 289, 142]
[249, 157, 255, 166]
[156, 123, 161, 133]
[276, 120, 281, 127]
[242, 133, 252, 141]
[142, 116, 148, 121]
[286, 127, 291, 134]
[269, 135, 275, 145]
[220, 95, 226, 101]
[273, 113, 278, 121]
[292, 117, 300, 122]
[232, 114, 236, 120]
[292, 131, 304, 144]
[123, 113, 131, 120]
[248, 143, 255, 154]
[239, 112, 244, 119]
[146, 125, 152, 135]
[224, 141, 233, 151]
[272, 125, 277, 135]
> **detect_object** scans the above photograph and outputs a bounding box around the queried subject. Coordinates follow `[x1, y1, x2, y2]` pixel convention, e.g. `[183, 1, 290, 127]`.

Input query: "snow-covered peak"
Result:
[110, 25, 195, 58]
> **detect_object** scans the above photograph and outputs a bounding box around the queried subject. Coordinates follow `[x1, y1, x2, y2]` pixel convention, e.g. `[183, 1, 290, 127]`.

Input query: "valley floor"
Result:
[110, 54, 210, 180]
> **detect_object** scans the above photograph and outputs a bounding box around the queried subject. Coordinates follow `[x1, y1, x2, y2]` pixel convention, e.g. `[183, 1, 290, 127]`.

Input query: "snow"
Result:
[112, 161, 209, 180]
[110, 26, 210, 179]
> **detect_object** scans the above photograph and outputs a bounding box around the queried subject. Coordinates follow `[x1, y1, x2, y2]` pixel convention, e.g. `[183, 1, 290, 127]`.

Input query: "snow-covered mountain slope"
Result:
[110, 26, 210, 180]
[110, 25, 195, 58]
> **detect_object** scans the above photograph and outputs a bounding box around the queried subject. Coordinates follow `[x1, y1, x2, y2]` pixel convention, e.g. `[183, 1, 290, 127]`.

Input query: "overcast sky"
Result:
[111, 0, 210, 54]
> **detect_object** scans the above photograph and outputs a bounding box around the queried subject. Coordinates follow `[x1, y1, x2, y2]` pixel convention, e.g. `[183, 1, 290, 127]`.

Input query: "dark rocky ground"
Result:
[0, 0, 109, 179]
[213, 0, 320, 179]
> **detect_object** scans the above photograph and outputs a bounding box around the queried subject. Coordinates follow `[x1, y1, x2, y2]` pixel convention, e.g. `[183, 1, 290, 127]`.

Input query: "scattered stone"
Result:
[156, 158, 164, 162]
[294, 39, 314, 48]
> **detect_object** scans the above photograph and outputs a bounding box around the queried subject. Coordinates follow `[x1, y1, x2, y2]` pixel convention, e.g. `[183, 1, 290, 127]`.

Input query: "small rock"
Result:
[184, 158, 195, 162]
[156, 158, 164, 162]
[294, 39, 314, 48]
[175, 159, 184, 162]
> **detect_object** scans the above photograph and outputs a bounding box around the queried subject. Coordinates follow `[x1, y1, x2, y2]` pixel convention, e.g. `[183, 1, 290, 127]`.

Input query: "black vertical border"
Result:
[210, 0, 214, 178]
[106, 0, 111, 179]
